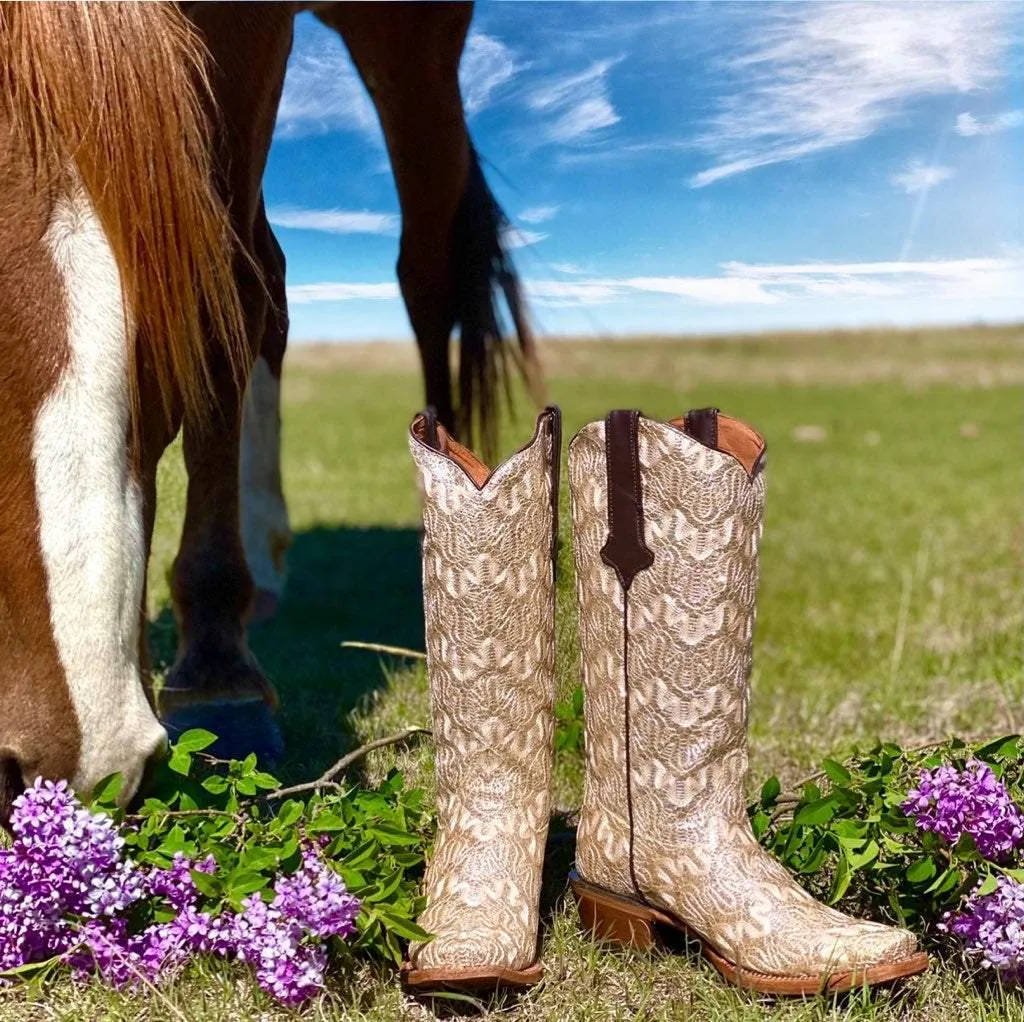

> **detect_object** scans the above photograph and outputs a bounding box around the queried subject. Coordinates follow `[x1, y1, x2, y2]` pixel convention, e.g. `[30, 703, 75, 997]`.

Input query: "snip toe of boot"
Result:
[829, 922, 920, 969]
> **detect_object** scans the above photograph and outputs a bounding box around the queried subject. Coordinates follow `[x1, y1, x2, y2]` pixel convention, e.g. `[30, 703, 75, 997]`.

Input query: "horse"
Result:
[0, 0, 534, 816]
[165, 1, 537, 760]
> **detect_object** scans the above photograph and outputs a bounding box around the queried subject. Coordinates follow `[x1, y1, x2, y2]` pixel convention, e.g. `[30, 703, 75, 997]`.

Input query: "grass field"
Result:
[7, 325, 1024, 1020]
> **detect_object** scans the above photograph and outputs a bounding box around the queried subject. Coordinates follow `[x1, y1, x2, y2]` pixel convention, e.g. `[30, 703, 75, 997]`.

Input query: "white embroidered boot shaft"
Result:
[568, 408, 927, 994]
[404, 407, 560, 990]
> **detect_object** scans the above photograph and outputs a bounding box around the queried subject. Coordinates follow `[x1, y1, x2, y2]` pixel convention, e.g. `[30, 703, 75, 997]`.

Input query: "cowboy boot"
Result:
[402, 406, 561, 991]
[567, 408, 929, 994]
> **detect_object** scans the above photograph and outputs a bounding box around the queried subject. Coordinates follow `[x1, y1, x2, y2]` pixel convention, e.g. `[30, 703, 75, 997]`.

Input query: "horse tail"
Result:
[0, 1, 246, 426]
[453, 147, 542, 456]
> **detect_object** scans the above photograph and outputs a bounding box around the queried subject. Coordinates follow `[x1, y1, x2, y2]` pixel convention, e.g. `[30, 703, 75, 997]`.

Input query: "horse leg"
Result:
[161, 4, 295, 761]
[240, 206, 291, 625]
[317, 2, 536, 449]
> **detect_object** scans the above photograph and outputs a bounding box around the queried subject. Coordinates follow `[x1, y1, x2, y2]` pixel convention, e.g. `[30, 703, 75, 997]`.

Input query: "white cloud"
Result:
[286, 282, 400, 304]
[623, 276, 778, 304]
[691, 3, 1012, 186]
[528, 257, 1024, 307]
[285, 257, 1024, 309]
[518, 205, 560, 224]
[525, 279, 622, 307]
[551, 262, 585, 275]
[460, 33, 520, 115]
[276, 32, 379, 141]
[503, 227, 548, 250]
[891, 161, 956, 195]
[527, 60, 621, 144]
[268, 206, 399, 235]
[955, 109, 1024, 136]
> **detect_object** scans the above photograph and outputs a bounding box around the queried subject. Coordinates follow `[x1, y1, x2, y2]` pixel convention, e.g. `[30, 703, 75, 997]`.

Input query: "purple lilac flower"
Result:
[272, 848, 360, 940]
[0, 779, 360, 1006]
[902, 760, 1024, 861]
[941, 876, 1024, 983]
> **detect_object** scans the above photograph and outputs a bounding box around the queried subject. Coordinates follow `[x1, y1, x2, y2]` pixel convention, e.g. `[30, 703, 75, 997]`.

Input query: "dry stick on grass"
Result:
[127, 727, 432, 823]
[263, 726, 432, 802]
[341, 640, 426, 661]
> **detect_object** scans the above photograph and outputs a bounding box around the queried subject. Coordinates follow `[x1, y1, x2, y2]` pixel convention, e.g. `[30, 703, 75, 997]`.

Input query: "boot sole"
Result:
[401, 960, 543, 994]
[570, 872, 929, 995]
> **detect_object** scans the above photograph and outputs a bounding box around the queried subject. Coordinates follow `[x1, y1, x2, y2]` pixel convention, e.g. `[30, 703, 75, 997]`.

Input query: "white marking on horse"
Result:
[241, 355, 291, 600]
[32, 186, 166, 800]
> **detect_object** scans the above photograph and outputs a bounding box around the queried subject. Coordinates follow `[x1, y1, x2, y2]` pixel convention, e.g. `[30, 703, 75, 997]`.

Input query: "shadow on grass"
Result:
[148, 524, 423, 781]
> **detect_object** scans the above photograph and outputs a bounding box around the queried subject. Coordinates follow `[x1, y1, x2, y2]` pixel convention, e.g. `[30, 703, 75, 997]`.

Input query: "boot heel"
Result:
[570, 875, 661, 950]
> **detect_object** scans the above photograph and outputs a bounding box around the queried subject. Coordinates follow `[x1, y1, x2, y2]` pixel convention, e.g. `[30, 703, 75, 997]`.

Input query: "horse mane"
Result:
[0, 2, 247, 427]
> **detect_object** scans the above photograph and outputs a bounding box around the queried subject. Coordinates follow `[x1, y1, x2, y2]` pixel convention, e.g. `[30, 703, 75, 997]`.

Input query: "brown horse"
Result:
[163, 1, 536, 760]
[0, 0, 534, 800]
[0, 2, 247, 811]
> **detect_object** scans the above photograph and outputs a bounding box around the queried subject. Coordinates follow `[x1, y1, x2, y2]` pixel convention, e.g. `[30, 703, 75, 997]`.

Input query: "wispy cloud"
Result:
[287, 282, 400, 304]
[268, 206, 399, 235]
[276, 33, 379, 141]
[527, 257, 1024, 307]
[527, 59, 621, 144]
[460, 32, 520, 115]
[503, 228, 548, 250]
[691, 3, 1012, 187]
[518, 204, 560, 224]
[285, 256, 1024, 309]
[955, 109, 1024, 136]
[891, 161, 955, 195]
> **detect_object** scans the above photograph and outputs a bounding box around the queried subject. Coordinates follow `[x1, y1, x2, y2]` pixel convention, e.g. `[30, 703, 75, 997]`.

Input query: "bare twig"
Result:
[262, 727, 432, 802]
[341, 640, 426, 661]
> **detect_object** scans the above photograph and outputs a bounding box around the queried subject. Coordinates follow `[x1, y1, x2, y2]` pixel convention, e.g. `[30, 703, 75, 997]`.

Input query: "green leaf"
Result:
[847, 840, 880, 871]
[975, 735, 1020, 761]
[227, 869, 269, 898]
[828, 853, 852, 905]
[191, 870, 221, 898]
[906, 858, 936, 884]
[91, 772, 125, 806]
[309, 811, 347, 833]
[275, 800, 304, 829]
[793, 799, 836, 827]
[202, 775, 229, 794]
[168, 749, 192, 777]
[369, 823, 422, 846]
[822, 759, 852, 786]
[173, 728, 218, 753]
[976, 873, 1000, 896]
[759, 776, 781, 807]
[378, 911, 431, 943]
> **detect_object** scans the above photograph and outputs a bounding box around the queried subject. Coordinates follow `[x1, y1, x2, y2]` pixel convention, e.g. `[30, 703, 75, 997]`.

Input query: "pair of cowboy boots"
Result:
[402, 406, 929, 995]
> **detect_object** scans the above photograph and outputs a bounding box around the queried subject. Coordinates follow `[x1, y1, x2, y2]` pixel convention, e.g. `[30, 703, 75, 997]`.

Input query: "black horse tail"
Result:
[452, 147, 542, 457]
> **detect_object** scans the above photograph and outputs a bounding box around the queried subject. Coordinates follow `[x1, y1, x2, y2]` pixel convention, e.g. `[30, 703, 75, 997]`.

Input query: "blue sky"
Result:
[264, 2, 1024, 341]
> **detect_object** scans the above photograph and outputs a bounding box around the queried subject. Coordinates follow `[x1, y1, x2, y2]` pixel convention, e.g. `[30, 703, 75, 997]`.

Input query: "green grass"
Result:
[5, 325, 1023, 1019]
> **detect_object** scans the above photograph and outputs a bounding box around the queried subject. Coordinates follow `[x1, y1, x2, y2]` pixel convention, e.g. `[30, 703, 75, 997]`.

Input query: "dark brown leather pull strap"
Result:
[422, 406, 440, 450]
[600, 409, 654, 591]
[685, 406, 719, 450]
[544, 406, 562, 575]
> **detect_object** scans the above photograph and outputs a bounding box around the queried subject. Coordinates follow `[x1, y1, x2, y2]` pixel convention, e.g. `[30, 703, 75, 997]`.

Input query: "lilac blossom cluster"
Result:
[0, 779, 360, 1006]
[941, 876, 1024, 983]
[902, 760, 1024, 861]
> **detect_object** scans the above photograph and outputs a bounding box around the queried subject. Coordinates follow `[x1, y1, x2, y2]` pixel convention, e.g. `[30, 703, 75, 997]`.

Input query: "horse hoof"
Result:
[160, 641, 282, 765]
[163, 701, 285, 766]
[249, 588, 280, 625]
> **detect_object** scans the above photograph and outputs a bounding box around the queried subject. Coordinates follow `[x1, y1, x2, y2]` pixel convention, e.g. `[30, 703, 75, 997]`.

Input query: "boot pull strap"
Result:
[600, 410, 655, 591]
[684, 407, 719, 450]
[544, 406, 562, 578]
[422, 406, 441, 450]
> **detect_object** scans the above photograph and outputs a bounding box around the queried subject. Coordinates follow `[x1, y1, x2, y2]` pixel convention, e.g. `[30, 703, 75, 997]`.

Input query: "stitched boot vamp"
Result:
[636, 813, 918, 977]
